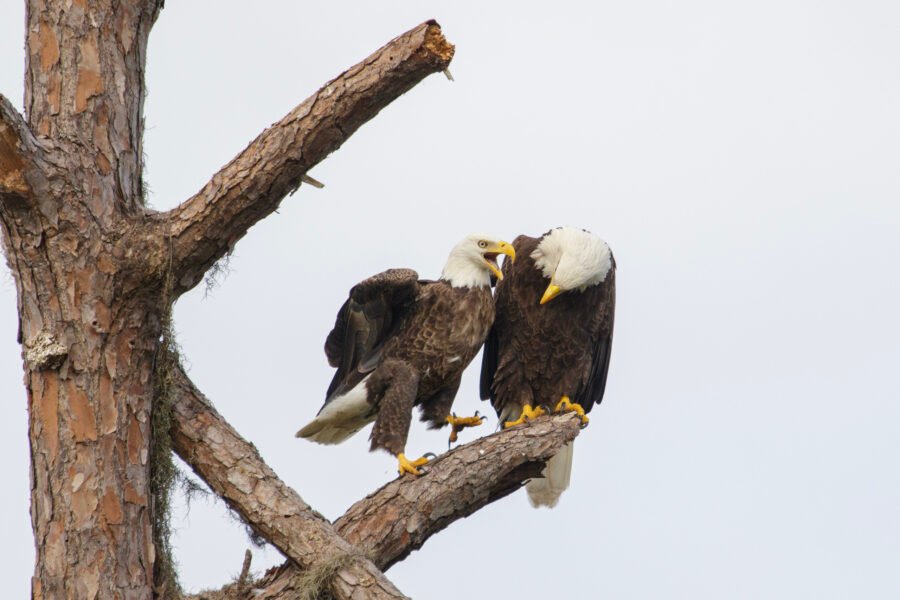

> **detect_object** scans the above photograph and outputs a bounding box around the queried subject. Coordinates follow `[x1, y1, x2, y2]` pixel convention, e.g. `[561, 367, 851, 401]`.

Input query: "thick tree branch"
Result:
[171, 364, 582, 599]
[240, 414, 583, 599]
[169, 366, 409, 600]
[155, 21, 454, 294]
[0, 95, 46, 210]
[336, 412, 582, 569]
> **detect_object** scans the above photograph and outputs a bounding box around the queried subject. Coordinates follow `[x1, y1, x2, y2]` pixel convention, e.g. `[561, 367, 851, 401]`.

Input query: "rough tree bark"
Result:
[3, 5, 453, 597]
[170, 368, 583, 599]
[169, 366, 407, 600]
[9, 3, 166, 598]
[2, 5, 579, 599]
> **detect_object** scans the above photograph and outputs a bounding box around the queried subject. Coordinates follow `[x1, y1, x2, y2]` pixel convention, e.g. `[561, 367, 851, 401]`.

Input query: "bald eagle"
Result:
[297, 234, 516, 475]
[480, 227, 615, 507]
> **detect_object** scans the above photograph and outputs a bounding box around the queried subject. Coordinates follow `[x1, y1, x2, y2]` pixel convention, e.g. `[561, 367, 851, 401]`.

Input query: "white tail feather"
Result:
[294, 420, 369, 444]
[526, 442, 574, 508]
[295, 376, 374, 444]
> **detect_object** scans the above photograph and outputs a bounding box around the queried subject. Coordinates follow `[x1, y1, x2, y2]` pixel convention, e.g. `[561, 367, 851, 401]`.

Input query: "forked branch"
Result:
[172, 363, 582, 599]
[243, 414, 583, 599]
[155, 21, 454, 295]
[337, 412, 582, 570]
[169, 366, 409, 600]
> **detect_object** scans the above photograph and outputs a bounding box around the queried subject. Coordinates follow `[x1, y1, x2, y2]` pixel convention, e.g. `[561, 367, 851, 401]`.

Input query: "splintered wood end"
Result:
[423, 21, 455, 66]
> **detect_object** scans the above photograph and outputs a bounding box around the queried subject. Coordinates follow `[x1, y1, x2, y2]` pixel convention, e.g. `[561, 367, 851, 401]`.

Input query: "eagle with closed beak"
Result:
[481, 227, 616, 507]
[297, 234, 516, 476]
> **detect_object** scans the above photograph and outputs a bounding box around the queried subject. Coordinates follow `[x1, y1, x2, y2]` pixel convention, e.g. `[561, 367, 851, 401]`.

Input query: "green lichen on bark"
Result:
[151, 242, 183, 598]
[151, 310, 182, 598]
[293, 551, 366, 600]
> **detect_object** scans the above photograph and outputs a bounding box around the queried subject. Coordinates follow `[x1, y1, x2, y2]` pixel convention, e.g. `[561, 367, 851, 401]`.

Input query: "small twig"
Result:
[237, 549, 252, 591]
[300, 174, 325, 189]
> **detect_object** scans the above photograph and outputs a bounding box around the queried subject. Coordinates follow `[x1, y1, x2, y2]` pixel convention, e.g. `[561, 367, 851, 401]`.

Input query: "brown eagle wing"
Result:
[324, 268, 419, 400]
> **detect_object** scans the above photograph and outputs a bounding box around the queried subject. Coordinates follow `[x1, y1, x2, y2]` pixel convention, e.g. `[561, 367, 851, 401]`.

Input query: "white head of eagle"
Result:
[531, 227, 612, 303]
[441, 233, 516, 288]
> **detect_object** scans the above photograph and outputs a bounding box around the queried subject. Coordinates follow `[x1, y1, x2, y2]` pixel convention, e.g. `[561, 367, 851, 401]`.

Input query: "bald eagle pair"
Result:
[297, 228, 616, 506]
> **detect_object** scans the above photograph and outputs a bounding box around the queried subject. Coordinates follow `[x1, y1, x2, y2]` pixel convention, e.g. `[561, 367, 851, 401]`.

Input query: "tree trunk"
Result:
[3, 4, 579, 598]
[3, 3, 456, 597]
[15, 1, 163, 597]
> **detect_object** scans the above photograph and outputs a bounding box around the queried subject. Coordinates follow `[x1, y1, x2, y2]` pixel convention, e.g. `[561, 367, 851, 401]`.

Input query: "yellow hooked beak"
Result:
[483, 240, 516, 280]
[540, 283, 563, 304]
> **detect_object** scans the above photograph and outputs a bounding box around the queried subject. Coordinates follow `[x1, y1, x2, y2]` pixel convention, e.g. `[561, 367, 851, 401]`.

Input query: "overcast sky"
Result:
[2, 1, 900, 598]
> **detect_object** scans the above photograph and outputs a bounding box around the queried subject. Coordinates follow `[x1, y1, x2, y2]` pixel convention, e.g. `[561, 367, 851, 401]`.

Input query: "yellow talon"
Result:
[397, 452, 431, 476]
[446, 413, 486, 444]
[503, 404, 547, 429]
[554, 395, 589, 426]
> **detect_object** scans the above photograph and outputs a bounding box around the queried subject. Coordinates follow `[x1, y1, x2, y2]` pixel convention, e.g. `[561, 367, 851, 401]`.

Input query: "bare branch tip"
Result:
[301, 174, 326, 189]
[238, 549, 253, 588]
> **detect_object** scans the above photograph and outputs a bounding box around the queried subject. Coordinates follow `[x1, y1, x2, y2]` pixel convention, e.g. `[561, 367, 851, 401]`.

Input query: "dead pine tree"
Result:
[0, 3, 585, 599]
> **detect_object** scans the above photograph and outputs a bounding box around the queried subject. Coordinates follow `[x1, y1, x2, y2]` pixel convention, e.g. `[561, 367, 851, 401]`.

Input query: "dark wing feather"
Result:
[324, 298, 351, 368]
[324, 268, 419, 399]
[579, 336, 611, 413]
[479, 325, 498, 401]
[576, 259, 616, 413]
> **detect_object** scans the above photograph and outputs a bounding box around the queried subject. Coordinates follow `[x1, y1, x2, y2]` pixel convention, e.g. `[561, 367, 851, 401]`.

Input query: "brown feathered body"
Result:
[481, 235, 615, 419]
[298, 268, 494, 455]
[481, 230, 615, 507]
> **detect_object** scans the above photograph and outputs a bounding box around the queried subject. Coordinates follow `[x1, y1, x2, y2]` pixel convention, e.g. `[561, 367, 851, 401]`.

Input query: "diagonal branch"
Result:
[336, 412, 583, 571]
[154, 21, 454, 295]
[169, 365, 409, 600]
[172, 364, 582, 599]
[241, 414, 583, 599]
[0, 95, 49, 211]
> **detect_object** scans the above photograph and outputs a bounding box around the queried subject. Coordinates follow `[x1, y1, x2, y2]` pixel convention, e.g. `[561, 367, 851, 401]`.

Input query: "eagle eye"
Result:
[478, 240, 488, 249]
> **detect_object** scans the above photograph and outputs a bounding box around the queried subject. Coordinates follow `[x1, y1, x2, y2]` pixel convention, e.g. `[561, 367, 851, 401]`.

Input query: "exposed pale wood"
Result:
[170, 366, 409, 600]
[152, 21, 454, 295]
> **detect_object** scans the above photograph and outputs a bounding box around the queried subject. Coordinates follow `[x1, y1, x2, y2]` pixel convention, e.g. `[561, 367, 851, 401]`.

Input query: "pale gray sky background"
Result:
[2, 1, 900, 598]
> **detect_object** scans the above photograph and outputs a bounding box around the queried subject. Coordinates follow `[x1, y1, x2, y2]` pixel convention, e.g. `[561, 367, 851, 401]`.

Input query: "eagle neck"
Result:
[440, 254, 492, 289]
